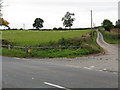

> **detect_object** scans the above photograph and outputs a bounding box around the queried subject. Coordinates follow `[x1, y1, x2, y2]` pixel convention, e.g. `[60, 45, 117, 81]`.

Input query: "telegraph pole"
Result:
[91, 10, 94, 39]
[91, 10, 93, 29]
[23, 24, 25, 30]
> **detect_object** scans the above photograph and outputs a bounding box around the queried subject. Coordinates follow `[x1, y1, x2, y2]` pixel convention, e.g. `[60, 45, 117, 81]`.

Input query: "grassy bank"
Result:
[99, 28, 120, 44]
[2, 30, 102, 58]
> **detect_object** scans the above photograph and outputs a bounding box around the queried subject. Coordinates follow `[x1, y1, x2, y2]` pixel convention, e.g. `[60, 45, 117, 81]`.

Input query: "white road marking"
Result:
[44, 82, 70, 90]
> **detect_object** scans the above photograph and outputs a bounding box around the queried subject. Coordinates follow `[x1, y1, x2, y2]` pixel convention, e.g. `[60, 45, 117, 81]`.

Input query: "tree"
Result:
[33, 18, 44, 29]
[115, 19, 120, 28]
[0, 17, 10, 29]
[62, 12, 75, 29]
[102, 19, 114, 31]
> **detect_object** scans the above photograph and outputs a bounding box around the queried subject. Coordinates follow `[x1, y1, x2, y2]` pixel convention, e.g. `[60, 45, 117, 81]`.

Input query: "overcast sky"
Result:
[2, 0, 119, 29]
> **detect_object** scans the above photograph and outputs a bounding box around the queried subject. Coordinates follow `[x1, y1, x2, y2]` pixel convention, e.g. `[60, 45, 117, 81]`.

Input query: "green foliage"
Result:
[102, 19, 114, 31]
[62, 12, 75, 29]
[33, 18, 44, 29]
[2, 48, 90, 58]
[115, 19, 120, 28]
[31, 48, 94, 58]
[53, 27, 57, 30]
[1, 39, 11, 45]
[0, 18, 10, 29]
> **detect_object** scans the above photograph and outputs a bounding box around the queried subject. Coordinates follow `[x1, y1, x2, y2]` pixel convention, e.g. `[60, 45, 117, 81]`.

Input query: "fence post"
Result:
[8, 45, 11, 50]
[59, 45, 61, 51]
[25, 47, 28, 54]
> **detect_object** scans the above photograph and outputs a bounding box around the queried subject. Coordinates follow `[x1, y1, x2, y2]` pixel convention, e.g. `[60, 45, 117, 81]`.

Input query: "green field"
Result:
[2, 30, 91, 46]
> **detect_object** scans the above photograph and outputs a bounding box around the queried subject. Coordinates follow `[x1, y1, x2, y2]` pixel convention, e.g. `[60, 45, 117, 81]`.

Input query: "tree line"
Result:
[33, 13, 120, 32]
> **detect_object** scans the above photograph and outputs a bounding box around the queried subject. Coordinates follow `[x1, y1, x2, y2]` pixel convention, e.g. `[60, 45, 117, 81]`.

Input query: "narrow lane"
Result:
[96, 30, 118, 55]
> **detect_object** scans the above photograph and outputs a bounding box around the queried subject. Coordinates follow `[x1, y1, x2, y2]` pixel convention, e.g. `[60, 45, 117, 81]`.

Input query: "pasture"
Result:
[2, 30, 91, 46]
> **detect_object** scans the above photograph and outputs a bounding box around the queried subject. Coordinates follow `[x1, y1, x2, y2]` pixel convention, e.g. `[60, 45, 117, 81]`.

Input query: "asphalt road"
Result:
[2, 56, 118, 88]
[2, 31, 118, 89]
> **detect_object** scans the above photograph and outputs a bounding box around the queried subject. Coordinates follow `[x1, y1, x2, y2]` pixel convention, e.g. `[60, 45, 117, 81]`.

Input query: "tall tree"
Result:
[102, 19, 114, 31]
[62, 12, 75, 29]
[115, 19, 120, 28]
[33, 18, 44, 30]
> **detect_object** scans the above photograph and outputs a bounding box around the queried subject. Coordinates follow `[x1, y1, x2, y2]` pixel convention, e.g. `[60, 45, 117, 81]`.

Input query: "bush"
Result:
[1, 39, 11, 45]
[102, 19, 114, 31]
[53, 27, 57, 30]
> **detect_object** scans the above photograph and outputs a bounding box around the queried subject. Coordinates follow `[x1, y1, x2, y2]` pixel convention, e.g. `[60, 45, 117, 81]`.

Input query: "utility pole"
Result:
[91, 10, 94, 39]
[91, 10, 93, 29]
[23, 24, 25, 30]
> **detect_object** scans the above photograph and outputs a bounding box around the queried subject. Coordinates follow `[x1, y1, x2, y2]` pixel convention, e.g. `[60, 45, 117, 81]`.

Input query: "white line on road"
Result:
[44, 82, 70, 90]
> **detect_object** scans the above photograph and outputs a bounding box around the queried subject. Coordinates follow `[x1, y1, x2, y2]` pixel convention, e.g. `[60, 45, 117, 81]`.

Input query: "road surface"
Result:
[2, 31, 118, 89]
